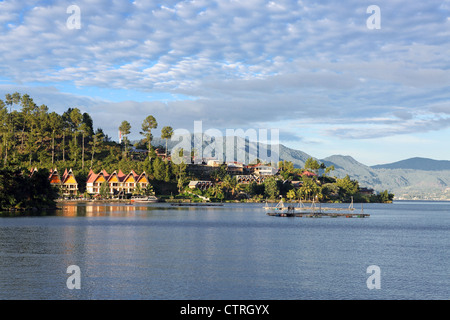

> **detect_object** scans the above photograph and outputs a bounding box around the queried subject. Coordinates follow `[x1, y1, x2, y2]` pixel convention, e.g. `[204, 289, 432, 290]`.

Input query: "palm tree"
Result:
[222, 175, 237, 198]
[287, 189, 296, 201]
[141, 115, 157, 161]
[300, 177, 314, 201]
[160, 126, 173, 157]
[119, 120, 131, 158]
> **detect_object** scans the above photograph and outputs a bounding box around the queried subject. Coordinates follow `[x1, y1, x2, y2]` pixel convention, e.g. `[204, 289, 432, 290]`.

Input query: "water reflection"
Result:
[56, 202, 161, 217]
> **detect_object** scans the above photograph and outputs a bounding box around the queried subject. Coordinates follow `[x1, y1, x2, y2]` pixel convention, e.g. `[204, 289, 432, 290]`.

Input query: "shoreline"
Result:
[54, 198, 391, 204]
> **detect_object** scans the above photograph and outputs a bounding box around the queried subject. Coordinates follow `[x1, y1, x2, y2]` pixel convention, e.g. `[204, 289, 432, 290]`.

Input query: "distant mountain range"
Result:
[149, 134, 450, 200]
[371, 157, 450, 171]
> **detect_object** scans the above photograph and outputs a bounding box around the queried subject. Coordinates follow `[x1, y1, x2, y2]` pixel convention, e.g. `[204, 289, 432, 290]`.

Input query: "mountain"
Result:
[321, 155, 450, 200]
[371, 157, 450, 171]
[148, 134, 450, 200]
[320, 155, 383, 188]
[271, 146, 450, 200]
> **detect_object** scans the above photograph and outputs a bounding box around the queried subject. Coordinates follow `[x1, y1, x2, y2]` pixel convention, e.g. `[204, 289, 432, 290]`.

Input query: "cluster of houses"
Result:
[39, 161, 300, 198]
[46, 168, 79, 196]
[44, 168, 150, 198]
[36, 159, 376, 199]
[86, 169, 150, 196]
[187, 162, 281, 190]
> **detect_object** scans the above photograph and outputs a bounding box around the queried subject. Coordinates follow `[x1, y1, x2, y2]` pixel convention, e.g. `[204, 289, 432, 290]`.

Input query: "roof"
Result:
[86, 170, 148, 184]
[48, 168, 58, 179]
[189, 180, 212, 185]
[86, 172, 99, 183]
[301, 171, 317, 177]
[118, 169, 126, 179]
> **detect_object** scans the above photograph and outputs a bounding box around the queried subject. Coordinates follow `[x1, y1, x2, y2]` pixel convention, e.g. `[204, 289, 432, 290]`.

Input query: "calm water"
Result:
[0, 201, 448, 300]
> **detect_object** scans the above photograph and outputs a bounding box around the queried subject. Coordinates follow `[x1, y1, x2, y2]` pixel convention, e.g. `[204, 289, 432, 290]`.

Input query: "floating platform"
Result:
[264, 198, 369, 218]
[266, 211, 370, 218]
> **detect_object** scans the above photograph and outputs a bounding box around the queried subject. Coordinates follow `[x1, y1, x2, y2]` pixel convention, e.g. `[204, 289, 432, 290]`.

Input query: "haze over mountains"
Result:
[150, 134, 450, 200]
[275, 145, 450, 200]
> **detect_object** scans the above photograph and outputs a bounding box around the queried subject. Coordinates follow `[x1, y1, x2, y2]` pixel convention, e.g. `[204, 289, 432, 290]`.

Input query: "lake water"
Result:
[0, 201, 448, 300]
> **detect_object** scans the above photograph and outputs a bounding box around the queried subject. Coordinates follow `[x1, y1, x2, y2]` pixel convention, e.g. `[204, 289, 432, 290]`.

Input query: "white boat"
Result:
[130, 195, 159, 203]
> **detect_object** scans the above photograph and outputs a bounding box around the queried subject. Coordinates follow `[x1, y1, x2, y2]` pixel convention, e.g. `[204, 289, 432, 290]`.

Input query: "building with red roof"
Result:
[86, 169, 149, 196]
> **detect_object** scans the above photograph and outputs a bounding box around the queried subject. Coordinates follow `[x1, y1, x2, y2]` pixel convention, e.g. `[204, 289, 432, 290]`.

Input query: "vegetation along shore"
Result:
[0, 92, 393, 212]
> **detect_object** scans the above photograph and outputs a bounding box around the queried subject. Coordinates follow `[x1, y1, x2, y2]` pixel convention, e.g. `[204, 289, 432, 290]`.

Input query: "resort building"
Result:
[48, 168, 62, 185]
[206, 159, 222, 167]
[226, 162, 244, 175]
[61, 169, 78, 196]
[47, 168, 78, 197]
[236, 174, 268, 184]
[252, 164, 279, 176]
[188, 180, 213, 190]
[86, 169, 150, 196]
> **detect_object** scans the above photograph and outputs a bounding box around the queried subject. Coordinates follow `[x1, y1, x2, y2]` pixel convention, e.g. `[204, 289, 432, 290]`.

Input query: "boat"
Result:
[130, 195, 159, 203]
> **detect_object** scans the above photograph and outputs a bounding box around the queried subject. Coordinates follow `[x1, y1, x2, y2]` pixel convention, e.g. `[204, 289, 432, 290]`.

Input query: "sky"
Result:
[0, 0, 449, 166]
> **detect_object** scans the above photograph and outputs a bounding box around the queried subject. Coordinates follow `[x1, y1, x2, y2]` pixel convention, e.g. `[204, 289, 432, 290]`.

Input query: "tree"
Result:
[99, 180, 109, 199]
[90, 128, 105, 169]
[3, 92, 21, 164]
[133, 183, 143, 196]
[287, 189, 296, 201]
[222, 175, 237, 198]
[19, 94, 38, 152]
[300, 177, 314, 200]
[144, 183, 155, 196]
[164, 161, 171, 182]
[119, 120, 132, 158]
[0, 100, 8, 165]
[173, 161, 187, 193]
[378, 190, 394, 203]
[304, 157, 321, 174]
[152, 156, 165, 180]
[211, 164, 227, 181]
[325, 165, 335, 176]
[66, 108, 83, 164]
[46, 112, 62, 164]
[22, 101, 41, 167]
[161, 126, 173, 156]
[141, 115, 157, 161]
[264, 177, 279, 200]
[206, 185, 225, 201]
[336, 175, 359, 201]
[80, 113, 94, 169]
[0, 168, 58, 211]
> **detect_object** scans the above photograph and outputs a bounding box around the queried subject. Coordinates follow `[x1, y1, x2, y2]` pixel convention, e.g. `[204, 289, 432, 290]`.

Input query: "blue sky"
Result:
[0, 0, 449, 165]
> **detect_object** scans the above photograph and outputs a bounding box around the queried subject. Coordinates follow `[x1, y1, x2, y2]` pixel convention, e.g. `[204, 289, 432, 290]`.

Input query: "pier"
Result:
[264, 198, 369, 218]
[266, 211, 370, 218]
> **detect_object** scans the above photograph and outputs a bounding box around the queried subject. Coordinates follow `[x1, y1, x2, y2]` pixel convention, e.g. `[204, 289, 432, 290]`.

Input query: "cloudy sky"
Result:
[1, 0, 449, 165]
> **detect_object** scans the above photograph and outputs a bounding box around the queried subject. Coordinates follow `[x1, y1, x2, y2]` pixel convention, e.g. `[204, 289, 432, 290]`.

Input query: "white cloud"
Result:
[1, 0, 450, 161]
